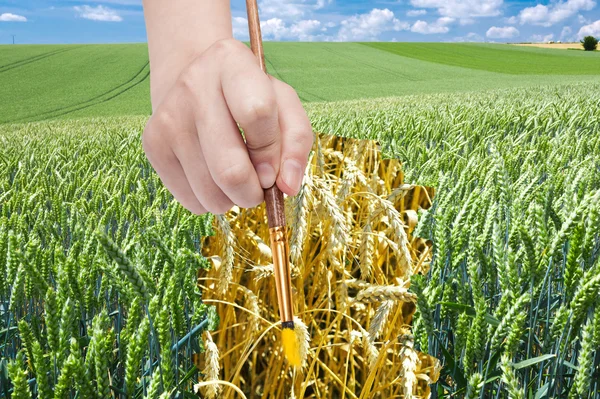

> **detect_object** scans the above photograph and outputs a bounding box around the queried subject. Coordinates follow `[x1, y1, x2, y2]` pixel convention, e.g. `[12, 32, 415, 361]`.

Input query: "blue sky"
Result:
[1, 0, 599, 44]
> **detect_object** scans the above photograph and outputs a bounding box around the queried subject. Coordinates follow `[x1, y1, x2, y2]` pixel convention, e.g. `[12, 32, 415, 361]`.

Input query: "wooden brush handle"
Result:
[246, 0, 267, 74]
[246, 0, 286, 229]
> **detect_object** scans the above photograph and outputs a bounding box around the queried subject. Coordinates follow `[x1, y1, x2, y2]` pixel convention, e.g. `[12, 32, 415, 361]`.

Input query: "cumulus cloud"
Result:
[0, 13, 27, 22]
[232, 16, 249, 39]
[486, 26, 520, 39]
[260, 18, 289, 40]
[407, 9, 427, 17]
[233, 16, 328, 41]
[261, 2, 304, 18]
[411, 17, 454, 34]
[235, 8, 413, 42]
[63, 0, 141, 4]
[74, 5, 123, 22]
[337, 8, 410, 41]
[291, 19, 323, 39]
[315, 0, 332, 9]
[259, 0, 332, 18]
[518, 0, 596, 27]
[560, 26, 573, 40]
[578, 19, 600, 38]
[530, 33, 555, 42]
[410, 0, 503, 21]
[453, 32, 484, 41]
[578, 14, 591, 24]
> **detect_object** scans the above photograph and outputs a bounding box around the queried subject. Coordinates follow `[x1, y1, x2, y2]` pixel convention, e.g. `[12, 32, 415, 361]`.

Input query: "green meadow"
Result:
[363, 42, 600, 74]
[1, 42, 600, 123]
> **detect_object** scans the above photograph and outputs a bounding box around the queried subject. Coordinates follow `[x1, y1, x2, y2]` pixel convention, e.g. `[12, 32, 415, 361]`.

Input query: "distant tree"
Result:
[581, 36, 598, 51]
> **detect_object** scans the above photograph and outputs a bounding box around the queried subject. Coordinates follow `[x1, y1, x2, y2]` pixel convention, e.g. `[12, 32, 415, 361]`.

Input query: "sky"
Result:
[0, 0, 600, 44]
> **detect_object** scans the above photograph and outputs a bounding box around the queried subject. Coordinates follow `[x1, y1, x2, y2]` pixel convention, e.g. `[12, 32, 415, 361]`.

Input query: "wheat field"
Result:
[1, 83, 600, 398]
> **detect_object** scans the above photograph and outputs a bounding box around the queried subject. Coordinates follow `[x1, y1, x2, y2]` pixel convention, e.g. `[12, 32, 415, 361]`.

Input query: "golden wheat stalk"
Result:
[202, 134, 439, 398]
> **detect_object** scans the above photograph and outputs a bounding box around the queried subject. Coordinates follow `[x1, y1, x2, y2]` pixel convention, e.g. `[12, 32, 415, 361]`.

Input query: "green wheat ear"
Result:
[96, 230, 149, 300]
[8, 351, 32, 399]
[32, 340, 52, 399]
[501, 355, 525, 399]
[465, 373, 483, 399]
[570, 318, 595, 399]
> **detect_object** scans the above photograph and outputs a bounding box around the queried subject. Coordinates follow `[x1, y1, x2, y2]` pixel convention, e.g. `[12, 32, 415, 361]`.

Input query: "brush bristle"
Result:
[282, 327, 301, 367]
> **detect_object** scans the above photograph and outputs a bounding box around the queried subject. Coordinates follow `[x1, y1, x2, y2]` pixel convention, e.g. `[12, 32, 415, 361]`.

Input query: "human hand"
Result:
[142, 38, 314, 215]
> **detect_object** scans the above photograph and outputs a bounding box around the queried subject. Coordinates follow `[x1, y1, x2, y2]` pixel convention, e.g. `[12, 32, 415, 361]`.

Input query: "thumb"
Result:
[220, 72, 281, 189]
[220, 55, 308, 192]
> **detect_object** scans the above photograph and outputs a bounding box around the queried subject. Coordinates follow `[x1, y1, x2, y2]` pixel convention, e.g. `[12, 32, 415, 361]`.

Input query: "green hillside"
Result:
[0, 44, 150, 124]
[363, 42, 600, 74]
[1, 42, 600, 123]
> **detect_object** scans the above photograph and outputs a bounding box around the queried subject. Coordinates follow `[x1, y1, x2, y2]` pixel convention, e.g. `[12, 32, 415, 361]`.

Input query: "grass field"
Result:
[1, 42, 600, 398]
[364, 42, 600, 74]
[1, 42, 600, 123]
[0, 44, 150, 124]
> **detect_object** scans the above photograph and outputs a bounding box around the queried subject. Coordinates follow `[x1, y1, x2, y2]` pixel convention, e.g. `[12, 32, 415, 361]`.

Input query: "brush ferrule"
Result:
[269, 226, 294, 323]
[281, 321, 295, 330]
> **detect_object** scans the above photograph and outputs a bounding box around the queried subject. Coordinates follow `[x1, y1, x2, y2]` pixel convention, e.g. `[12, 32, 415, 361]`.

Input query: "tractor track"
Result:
[0, 47, 80, 74]
[4, 60, 150, 124]
[264, 53, 328, 102]
[326, 44, 418, 82]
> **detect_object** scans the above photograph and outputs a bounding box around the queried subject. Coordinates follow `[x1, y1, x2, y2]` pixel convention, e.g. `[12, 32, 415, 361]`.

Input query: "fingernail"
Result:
[282, 159, 303, 194]
[256, 163, 277, 189]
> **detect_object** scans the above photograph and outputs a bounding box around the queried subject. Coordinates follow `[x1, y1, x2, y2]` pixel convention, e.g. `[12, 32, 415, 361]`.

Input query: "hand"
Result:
[142, 38, 314, 215]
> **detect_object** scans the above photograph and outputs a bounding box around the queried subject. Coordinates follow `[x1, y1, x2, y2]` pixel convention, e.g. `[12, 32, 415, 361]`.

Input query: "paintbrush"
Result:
[245, 0, 301, 367]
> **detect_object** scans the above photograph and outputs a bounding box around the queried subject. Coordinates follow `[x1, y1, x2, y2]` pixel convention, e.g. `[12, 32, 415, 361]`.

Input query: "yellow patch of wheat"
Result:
[200, 134, 439, 398]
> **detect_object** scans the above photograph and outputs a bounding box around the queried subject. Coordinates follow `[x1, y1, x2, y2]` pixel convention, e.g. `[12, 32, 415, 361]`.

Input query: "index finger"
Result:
[218, 43, 281, 189]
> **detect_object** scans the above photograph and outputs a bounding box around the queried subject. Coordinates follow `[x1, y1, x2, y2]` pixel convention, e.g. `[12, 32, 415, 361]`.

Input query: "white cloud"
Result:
[409, 0, 503, 21]
[259, 0, 332, 18]
[291, 19, 323, 40]
[0, 13, 27, 22]
[315, 0, 332, 9]
[560, 26, 573, 40]
[63, 0, 141, 4]
[530, 33, 555, 42]
[486, 25, 520, 39]
[337, 8, 410, 41]
[407, 9, 427, 17]
[453, 32, 484, 41]
[232, 16, 250, 40]
[101, 0, 140, 4]
[411, 17, 454, 34]
[578, 19, 600, 38]
[578, 14, 591, 24]
[518, 0, 596, 27]
[74, 5, 123, 22]
[505, 16, 518, 24]
[261, 1, 304, 18]
[233, 16, 329, 41]
[260, 18, 289, 40]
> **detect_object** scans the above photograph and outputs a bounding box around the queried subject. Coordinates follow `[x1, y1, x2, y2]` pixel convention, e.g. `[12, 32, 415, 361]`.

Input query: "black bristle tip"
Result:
[281, 321, 295, 330]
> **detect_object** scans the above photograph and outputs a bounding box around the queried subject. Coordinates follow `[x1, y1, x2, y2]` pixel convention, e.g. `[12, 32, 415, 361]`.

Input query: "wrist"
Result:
[143, 0, 234, 109]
